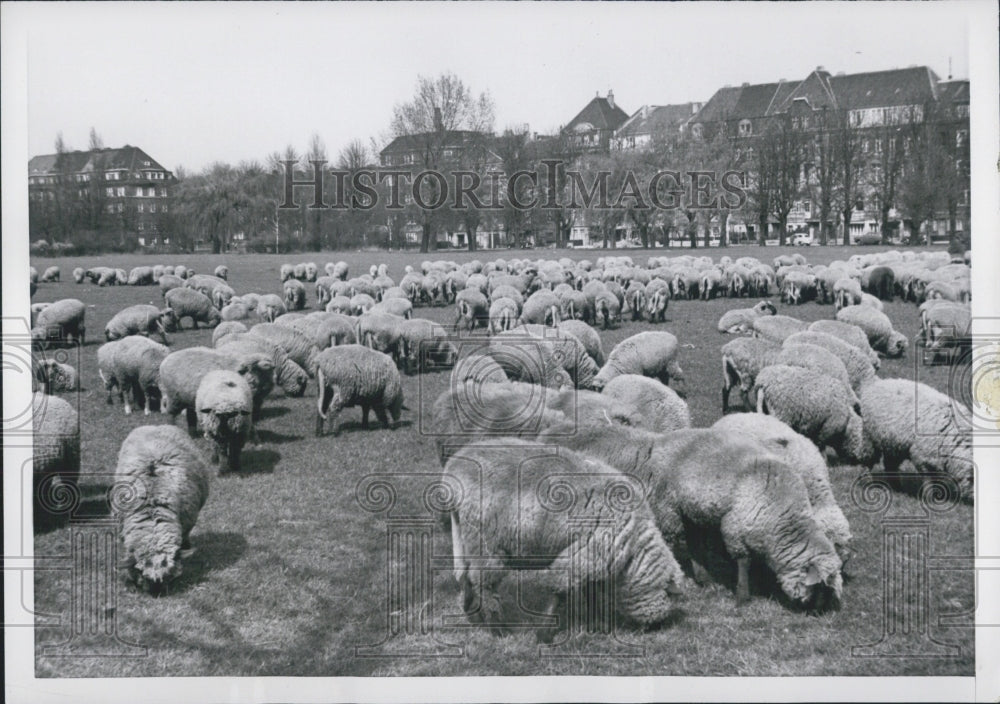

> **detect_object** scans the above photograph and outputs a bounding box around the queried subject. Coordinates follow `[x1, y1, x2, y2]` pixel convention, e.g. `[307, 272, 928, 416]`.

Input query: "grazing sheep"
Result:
[72, 267, 85, 284]
[713, 413, 852, 562]
[593, 291, 622, 330]
[41, 266, 60, 282]
[454, 288, 490, 332]
[105, 304, 171, 345]
[601, 374, 691, 433]
[866, 266, 895, 300]
[776, 343, 858, 405]
[754, 365, 868, 463]
[720, 337, 782, 412]
[114, 425, 210, 593]
[519, 290, 562, 327]
[836, 305, 908, 358]
[214, 265, 229, 281]
[34, 358, 79, 394]
[859, 293, 884, 311]
[283, 278, 307, 311]
[173, 265, 190, 279]
[557, 320, 605, 367]
[159, 347, 274, 438]
[165, 288, 222, 330]
[294, 263, 307, 281]
[326, 295, 353, 315]
[256, 294, 287, 322]
[717, 300, 777, 334]
[220, 300, 253, 322]
[248, 323, 320, 377]
[751, 315, 807, 344]
[833, 278, 863, 310]
[30, 302, 52, 328]
[541, 426, 843, 610]
[97, 268, 118, 286]
[291, 312, 357, 349]
[591, 331, 686, 396]
[32, 392, 80, 522]
[127, 266, 155, 286]
[860, 379, 973, 504]
[486, 337, 572, 389]
[211, 284, 236, 310]
[446, 439, 686, 637]
[158, 274, 185, 299]
[920, 301, 971, 364]
[397, 318, 457, 373]
[115, 269, 129, 285]
[501, 324, 600, 389]
[449, 350, 509, 388]
[783, 331, 877, 394]
[369, 297, 413, 319]
[807, 319, 881, 370]
[212, 321, 248, 347]
[558, 289, 590, 322]
[645, 283, 670, 323]
[32, 298, 86, 347]
[350, 293, 377, 315]
[356, 312, 406, 364]
[488, 297, 520, 334]
[98, 337, 170, 415]
[216, 333, 308, 397]
[196, 370, 254, 474]
[490, 284, 524, 311]
[314, 345, 404, 435]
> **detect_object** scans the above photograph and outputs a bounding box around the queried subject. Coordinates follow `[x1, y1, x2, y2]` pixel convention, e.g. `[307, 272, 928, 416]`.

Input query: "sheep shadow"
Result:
[255, 427, 303, 444]
[233, 448, 281, 475]
[331, 418, 414, 435]
[259, 405, 291, 420]
[156, 531, 249, 595]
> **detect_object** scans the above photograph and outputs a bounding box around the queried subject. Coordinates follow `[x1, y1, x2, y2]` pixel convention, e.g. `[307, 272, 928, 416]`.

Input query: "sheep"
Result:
[220, 300, 253, 322]
[369, 298, 413, 319]
[325, 296, 353, 315]
[159, 347, 274, 438]
[185, 274, 228, 302]
[454, 288, 490, 332]
[601, 374, 691, 433]
[860, 378, 973, 503]
[291, 312, 357, 349]
[519, 290, 562, 327]
[32, 392, 80, 523]
[754, 365, 868, 463]
[98, 336, 170, 415]
[212, 321, 248, 347]
[159, 274, 185, 299]
[539, 426, 843, 610]
[350, 293, 377, 315]
[486, 337, 573, 389]
[41, 265, 60, 282]
[489, 284, 524, 311]
[593, 291, 623, 330]
[165, 288, 222, 330]
[72, 267, 85, 284]
[717, 300, 777, 334]
[836, 305, 908, 358]
[488, 297, 520, 335]
[807, 319, 881, 370]
[283, 278, 307, 311]
[784, 331, 877, 394]
[248, 323, 320, 377]
[279, 263, 295, 282]
[314, 345, 404, 436]
[127, 266, 155, 286]
[500, 324, 600, 389]
[30, 302, 52, 328]
[712, 413, 853, 563]
[34, 358, 79, 394]
[776, 343, 859, 406]
[356, 312, 406, 364]
[920, 301, 971, 364]
[196, 370, 254, 474]
[591, 331, 686, 396]
[216, 333, 308, 397]
[397, 318, 457, 373]
[751, 315, 807, 345]
[446, 439, 686, 637]
[720, 337, 782, 412]
[833, 278, 863, 310]
[557, 319, 605, 367]
[97, 268, 118, 286]
[105, 304, 171, 345]
[866, 266, 895, 300]
[31, 298, 86, 347]
[644, 281, 670, 324]
[256, 294, 287, 322]
[114, 425, 210, 593]
[781, 271, 816, 305]
[449, 349, 509, 388]
[211, 284, 236, 310]
[209, 264, 227, 281]
[859, 292, 884, 311]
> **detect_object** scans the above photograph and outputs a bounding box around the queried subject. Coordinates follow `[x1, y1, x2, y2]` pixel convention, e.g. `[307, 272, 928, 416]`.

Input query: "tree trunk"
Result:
[757, 217, 767, 246]
[420, 221, 433, 253]
[842, 209, 852, 246]
[718, 212, 729, 248]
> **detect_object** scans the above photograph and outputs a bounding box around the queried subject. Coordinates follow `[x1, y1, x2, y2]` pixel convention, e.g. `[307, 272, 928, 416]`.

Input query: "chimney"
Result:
[836, 71, 845, 77]
[742, 82, 750, 87]
[816, 65, 825, 72]
[608, 90, 615, 109]
[642, 105, 650, 119]
[433, 107, 443, 132]
[692, 102, 702, 114]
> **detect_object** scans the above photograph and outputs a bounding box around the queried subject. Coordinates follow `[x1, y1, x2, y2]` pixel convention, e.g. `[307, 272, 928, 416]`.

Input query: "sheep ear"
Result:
[178, 548, 196, 560]
[805, 563, 823, 586]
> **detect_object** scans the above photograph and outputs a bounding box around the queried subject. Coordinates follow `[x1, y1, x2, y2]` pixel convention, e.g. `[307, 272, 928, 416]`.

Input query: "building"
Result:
[28, 144, 176, 243]
[611, 102, 703, 151]
[689, 66, 969, 244]
[561, 90, 630, 153]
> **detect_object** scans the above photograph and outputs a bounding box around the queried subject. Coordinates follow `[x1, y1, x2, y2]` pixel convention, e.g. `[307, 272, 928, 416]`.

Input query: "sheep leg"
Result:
[361, 404, 371, 430]
[226, 438, 243, 474]
[735, 557, 752, 606]
[375, 406, 390, 429]
[185, 408, 198, 437]
[316, 386, 331, 436]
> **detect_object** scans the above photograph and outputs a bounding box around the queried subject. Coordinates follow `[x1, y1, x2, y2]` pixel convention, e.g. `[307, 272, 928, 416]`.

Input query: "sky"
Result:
[12, 1, 972, 174]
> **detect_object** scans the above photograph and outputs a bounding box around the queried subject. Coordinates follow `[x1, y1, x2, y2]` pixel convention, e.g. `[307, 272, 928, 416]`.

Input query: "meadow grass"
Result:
[29, 244, 974, 676]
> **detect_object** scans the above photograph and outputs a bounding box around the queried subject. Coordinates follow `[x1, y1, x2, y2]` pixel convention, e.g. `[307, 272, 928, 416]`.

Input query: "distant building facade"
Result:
[561, 91, 630, 153]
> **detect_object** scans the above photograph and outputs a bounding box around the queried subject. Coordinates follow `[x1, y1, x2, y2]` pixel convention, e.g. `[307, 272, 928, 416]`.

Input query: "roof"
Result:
[563, 96, 629, 134]
[827, 66, 940, 110]
[29, 145, 170, 176]
[380, 130, 482, 155]
[615, 103, 700, 138]
[937, 79, 969, 105]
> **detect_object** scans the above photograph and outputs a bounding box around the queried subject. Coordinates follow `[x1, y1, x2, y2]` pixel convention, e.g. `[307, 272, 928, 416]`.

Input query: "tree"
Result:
[832, 109, 863, 245]
[389, 73, 495, 253]
[810, 108, 839, 245]
[305, 133, 327, 250]
[869, 121, 906, 243]
[758, 114, 804, 246]
[897, 117, 945, 246]
[745, 141, 773, 246]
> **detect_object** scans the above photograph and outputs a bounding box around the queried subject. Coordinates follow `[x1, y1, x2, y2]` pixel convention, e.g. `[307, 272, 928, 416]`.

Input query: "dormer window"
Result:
[738, 119, 753, 137]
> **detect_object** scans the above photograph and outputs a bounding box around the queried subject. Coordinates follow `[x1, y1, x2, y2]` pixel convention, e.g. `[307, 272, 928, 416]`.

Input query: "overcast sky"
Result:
[14, 1, 970, 173]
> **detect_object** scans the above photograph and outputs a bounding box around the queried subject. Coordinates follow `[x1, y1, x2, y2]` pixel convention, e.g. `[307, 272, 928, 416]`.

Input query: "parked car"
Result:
[791, 233, 814, 246]
[858, 232, 882, 245]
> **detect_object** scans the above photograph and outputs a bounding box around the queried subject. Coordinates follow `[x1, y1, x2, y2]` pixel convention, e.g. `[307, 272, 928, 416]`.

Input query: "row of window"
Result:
[29, 170, 167, 185]
[104, 202, 168, 214]
[103, 186, 166, 197]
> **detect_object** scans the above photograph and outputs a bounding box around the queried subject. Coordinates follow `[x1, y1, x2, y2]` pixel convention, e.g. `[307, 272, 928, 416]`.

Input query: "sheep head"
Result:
[781, 554, 843, 612]
[887, 331, 909, 358]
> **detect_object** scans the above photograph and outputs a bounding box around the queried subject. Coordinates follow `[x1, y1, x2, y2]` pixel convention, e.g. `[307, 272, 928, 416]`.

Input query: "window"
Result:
[107, 203, 115, 213]
[117, 186, 126, 197]
[159, 188, 167, 197]
[161, 204, 168, 213]
[871, 163, 882, 182]
[150, 204, 156, 213]
[117, 203, 124, 212]
[136, 187, 144, 197]
[738, 119, 752, 137]
[138, 222, 144, 231]
[106, 187, 114, 197]
[691, 124, 703, 139]
[873, 140, 882, 154]
[862, 139, 870, 153]
[802, 199, 811, 214]
[956, 129, 968, 147]
[138, 203, 144, 213]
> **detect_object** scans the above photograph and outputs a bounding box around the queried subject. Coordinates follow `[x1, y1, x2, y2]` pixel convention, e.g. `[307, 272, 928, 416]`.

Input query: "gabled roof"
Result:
[563, 96, 629, 134]
[29, 145, 170, 176]
[779, 69, 839, 112]
[380, 130, 482, 155]
[691, 85, 743, 123]
[615, 103, 701, 138]
[828, 66, 940, 110]
[691, 81, 799, 123]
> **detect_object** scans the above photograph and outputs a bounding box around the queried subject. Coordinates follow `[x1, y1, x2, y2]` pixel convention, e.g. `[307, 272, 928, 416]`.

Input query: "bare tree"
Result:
[868, 120, 906, 243]
[833, 109, 863, 245]
[810, 108, 839, 245]
[897, 114, 946, 246]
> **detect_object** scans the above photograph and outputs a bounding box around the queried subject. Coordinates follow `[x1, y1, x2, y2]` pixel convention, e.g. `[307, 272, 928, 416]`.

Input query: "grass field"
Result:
[28, 244, 974, 677]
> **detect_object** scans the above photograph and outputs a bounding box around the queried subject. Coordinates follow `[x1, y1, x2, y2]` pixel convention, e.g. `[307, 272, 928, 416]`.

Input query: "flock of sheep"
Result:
[28, 246, 973, 637]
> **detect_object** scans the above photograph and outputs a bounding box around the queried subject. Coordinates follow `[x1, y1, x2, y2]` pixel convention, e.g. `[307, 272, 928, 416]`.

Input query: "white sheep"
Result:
[807, 319, 881, 370]
[453, 288, 489, 331]
[556, 319, 605, 367]
[720, 336, 781, 412]
[33, 358, 78, 394]
[751, 315, 807, 344]
[600, 374, 691, 433]
[446, 439, 686, 638]
[355, 312, 406, 364]
[519, 290, 562, 327]
[836, 305, 908, 358]
[290, 312, 357, 349]
[754, 365, 868, 463]
[196, 370, 254, 474]
[215, 332, 308, 397]
[501, 324, 600, 389]
[369, 297, 413, 319]
[127, 266, 156, 286]
[214, 264, 229, 281]
[72, 267, 85, 284]
[488, 297, 519, 335]
[32, 392, 80, 523]
[105, 304, 171, 345]
[776, 343, 859, 406]
[784, 331, 877, 394]
[833, 278, 862, 310]
[159, 274, 185, 299]
[32, 298, 86, 347]
[115, 425, 210, 592]
[314, 344, 404, 436]
[283, 278, 307, 311]
[860, 378, 973, 504]
[717, 300, 777, 334]
[212, 321, 248, 346]
[449, 349, 509, 389]
[98, 336, 170, 415]
[397, 318, 457, 373]
[592, 331, 686, 396]
[248, 322, 320, 377]
[920, 301, 971, 364]
[256, 294, 287, 322]
[41, 265, 60, 282]
[165, 287, 222, 330]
